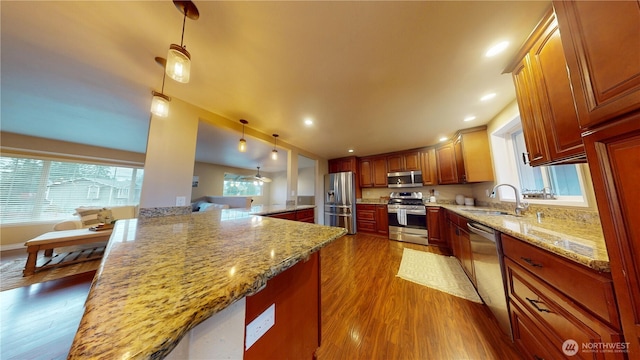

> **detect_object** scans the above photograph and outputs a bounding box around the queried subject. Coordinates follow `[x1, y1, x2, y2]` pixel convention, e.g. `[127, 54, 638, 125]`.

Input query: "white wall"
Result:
[297, 166, 315, 196]
[270, 171, 288, 205]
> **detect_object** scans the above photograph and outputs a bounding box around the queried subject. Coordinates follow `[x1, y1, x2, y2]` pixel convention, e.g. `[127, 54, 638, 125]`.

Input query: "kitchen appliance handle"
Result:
[324, 213, 352, 217]
[467, 222, 496, 241]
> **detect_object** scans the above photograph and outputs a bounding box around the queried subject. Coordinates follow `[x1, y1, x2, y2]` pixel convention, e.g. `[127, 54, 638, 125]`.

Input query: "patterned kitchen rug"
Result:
[396, 248, 482, 303]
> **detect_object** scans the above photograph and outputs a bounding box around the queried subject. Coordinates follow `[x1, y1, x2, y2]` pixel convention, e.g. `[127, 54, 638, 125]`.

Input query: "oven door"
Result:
[387, 207, 428, 245]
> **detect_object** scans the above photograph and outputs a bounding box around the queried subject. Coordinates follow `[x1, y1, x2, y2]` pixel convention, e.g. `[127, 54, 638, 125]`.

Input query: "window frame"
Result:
[490, 116, 590, 208]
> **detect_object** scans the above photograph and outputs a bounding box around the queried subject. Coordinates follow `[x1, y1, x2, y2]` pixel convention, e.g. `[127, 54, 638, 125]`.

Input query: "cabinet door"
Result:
[375, 205, 388, 236]
[458, 226, 475, 286]
[512, 56, 549, 165]
[436, 143, 458, 184]
[453, 136, 466, 183]
[427, 207, 447, 248]
[583, 112, 640, 355]
[554, 1, 640, 129]
[372, 157, 388, 187]
[403, 151, 421, 171]
[420, 148, 437, 185]
[387, 155, 404, 172]
[529, 17, 584, 162]
[359, 158, 373, 188]
[459, 130, 494, 182]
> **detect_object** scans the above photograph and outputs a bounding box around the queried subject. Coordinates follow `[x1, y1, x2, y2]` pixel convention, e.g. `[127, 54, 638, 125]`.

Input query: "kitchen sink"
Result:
[461, 209, 511, 216]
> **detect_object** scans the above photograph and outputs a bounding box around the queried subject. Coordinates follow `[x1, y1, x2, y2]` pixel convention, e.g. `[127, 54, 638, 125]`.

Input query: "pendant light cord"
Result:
[180, 13, 187, 47]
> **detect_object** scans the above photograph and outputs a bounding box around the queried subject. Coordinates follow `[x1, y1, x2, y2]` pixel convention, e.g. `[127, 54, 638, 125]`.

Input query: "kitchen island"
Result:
[67, 209, 346, 359]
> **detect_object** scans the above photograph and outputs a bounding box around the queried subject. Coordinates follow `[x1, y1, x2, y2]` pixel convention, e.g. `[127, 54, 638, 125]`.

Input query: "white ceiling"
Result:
[0, 1, 549, 172]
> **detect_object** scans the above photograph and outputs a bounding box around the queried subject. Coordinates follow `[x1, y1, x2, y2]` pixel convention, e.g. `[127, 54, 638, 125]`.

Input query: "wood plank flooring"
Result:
[1, 233, 521, 359]
[316, 234, 522, 360]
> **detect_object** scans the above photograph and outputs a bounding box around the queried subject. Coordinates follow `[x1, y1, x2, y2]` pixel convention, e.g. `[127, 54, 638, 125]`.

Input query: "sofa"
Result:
[53, 205, 139, 231]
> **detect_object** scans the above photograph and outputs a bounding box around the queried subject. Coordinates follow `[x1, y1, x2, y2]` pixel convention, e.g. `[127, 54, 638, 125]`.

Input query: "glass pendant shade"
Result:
[150, 91, 170, 117]
[166, 44, 191, 83]
[238, 138, 247, 152]
[271, 149, 278, 160]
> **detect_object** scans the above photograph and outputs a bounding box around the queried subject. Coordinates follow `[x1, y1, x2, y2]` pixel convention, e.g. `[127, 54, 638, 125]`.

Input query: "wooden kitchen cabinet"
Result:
[426, 207, 447, 250]
[436, 127, 494, 184]
[359, 156, 387, 188]
[420, 147, 437, 186]
[506, 8, 584, 166]
[356, 204, 388, 237]
[328, 156, 357, 173]
[553, 1, 640, 129]
[502, 234, 623, 359]
[583, 112, 640, 356]
[266, 208, 315, 223]
[447, 211, 474, 285]
[387, 150, 421, 172]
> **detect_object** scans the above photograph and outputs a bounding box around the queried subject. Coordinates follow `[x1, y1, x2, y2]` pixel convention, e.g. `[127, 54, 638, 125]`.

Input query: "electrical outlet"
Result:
[245, 303, 275, 350]
[486, 189, 491, 197]
[434, 190, 439, 196]
[176, 196, 186, 206]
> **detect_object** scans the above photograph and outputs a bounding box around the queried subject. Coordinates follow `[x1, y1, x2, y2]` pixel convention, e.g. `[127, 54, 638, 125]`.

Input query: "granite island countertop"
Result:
[67, 209, 345, 359]
[434, 204, 609, 272]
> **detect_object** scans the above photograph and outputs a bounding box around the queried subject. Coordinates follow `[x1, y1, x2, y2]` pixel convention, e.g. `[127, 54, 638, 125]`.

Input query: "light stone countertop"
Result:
[67, 209, 346, 359]
[436, 204, 609, 272]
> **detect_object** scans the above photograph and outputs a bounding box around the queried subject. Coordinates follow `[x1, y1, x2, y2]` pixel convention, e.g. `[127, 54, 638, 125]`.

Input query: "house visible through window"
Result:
[222, 173, 263, 196]
[491, 116, 588, 207]
[0, 156, 144, 224]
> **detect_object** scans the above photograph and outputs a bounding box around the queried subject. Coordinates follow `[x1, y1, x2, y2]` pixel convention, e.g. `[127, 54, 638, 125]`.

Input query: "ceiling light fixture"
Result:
[304, 118, 313, 126]
[150, 57, 171, 118]
[238, 119, 248, 152]
[439, 137, 448, 142]
[166, 0, 199, 83]
[485, 41, 509, 57]
[348, 149, 354, 153]
[464, 116, 476, 122]
[481, 93, 496, 101]
[271, 134, 279, 160]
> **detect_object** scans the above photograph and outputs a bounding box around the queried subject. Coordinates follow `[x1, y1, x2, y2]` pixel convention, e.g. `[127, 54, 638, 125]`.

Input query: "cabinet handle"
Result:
[521, 257, 543, 268]
[522, 152, 530, 165]
[526, 297, 551, 313]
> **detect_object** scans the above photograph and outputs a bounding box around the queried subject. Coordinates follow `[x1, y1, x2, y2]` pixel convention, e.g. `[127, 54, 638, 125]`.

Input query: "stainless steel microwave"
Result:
[387, 171, 423, 188]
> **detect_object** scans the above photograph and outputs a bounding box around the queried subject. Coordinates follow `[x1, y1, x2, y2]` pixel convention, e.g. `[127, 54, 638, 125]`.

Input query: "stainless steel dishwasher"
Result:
[467, 222, 511, 338]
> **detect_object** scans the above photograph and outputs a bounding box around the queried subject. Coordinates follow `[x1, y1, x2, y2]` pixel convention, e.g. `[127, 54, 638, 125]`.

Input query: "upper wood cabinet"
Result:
[553, 1, 640, 129]
[359, 156, 387, 188]
[436, 127, 494, 184]
[387, 150, 420, 172]
[420, 148, 437, 186]
[506, 8, 584, 166]
[328, 156, 357, 173]
[583, 112, 640, 355]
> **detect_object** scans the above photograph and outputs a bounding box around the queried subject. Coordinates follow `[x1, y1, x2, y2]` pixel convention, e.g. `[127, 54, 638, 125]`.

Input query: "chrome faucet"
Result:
[490, 183, 529, 216]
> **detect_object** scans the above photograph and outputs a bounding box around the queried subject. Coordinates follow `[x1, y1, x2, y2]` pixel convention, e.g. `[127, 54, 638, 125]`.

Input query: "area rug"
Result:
[397, 248, 482, 303]
[0, 255, 99, 292]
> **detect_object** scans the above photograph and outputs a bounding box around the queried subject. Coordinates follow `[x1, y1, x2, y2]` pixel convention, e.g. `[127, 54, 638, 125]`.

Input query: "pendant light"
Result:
[150, 57, 171, 117]
[271, 134, 279, 160]
[238, 119, 248, 152]
[166, 0, 199, 83]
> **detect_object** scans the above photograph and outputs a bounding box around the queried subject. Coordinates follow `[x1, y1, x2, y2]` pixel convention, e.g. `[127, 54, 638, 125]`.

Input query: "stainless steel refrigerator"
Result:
[324, 172, 356, 234]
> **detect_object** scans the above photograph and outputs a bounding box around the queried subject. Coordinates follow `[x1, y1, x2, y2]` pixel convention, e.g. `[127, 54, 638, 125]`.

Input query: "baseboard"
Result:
[1, 243, 26, 252]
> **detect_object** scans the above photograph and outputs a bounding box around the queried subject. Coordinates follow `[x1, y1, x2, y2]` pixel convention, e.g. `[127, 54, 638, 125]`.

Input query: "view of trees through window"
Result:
[222, 173, 263, 196]
[0, 156, 144, 224]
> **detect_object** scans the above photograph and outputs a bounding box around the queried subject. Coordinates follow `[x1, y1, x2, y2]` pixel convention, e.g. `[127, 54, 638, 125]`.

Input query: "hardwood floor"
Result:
[0, 234, 521, 359]
[316, 234, 522, 360]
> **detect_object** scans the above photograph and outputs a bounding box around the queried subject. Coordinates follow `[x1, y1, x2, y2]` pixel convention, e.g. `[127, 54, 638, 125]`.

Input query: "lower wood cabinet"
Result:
[426, 207, 448, 251]
[356, 204, 388, 237]
[447, 211, 474, 285]
[266, 208, 315, 223]
[502, 234, 623, 359]
[245, 252, 320, 359]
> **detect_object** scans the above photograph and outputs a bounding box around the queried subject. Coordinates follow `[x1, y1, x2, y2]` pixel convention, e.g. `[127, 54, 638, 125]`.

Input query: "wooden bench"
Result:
[23, 229, 112, 276]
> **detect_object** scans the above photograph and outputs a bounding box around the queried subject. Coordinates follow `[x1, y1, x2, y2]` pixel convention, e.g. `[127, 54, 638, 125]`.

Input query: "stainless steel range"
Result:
[387, 192, 428, 245]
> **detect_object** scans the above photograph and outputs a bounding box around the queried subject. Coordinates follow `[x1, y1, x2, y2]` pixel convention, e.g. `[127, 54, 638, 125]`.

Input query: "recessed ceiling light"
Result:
[485, 41, 509, 57]
[439, 137, 448, 142]
[304, 118, 313, 126]
[464, 116, 476, 122]
[348, 149, 354, 153]
[481, 93, 496, 101]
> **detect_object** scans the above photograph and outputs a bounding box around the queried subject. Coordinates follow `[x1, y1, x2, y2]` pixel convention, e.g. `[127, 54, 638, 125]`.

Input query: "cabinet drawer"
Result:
[511, 301, 564, 360]
[501, 234, 618, 328]
[357, 221, 376, 233]
[505, 258, 623, 359]
[268, 211, 296, 220]
[356, 210, 375, 221]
